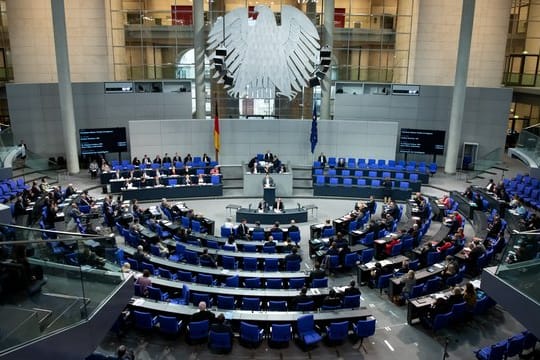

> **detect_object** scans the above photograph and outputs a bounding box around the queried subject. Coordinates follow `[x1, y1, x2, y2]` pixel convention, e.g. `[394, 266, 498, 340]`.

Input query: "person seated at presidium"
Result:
[273, 197, 284, 212]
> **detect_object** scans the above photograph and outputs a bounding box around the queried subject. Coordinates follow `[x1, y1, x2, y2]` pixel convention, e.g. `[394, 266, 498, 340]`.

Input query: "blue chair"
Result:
[217, 295, 235, 310]
[357, 178, 367, 186]
[271, 231, 284, 241]
[450, 302, 467, 324]
[177, 270, 195, 282]
[208, 330, 233, 353]
[342, 295, 361, 309]
[134, 310, 157, 331]
[343, 178, 353, 186]
[288, 278, 305, 289]
[252, 231, 265, 241]
[289, 231, 301, 244]
[157, 315, 182, 336]
[268, 301, 287, 311]
[399, 181, 409, 189]
[314, 175, 325, 186]
[329, 177, 339, 186]
[297, 314, 322, 349]
[224, 275, 240, 287]
[187, 320, 209, 344]
[312, 278, 328, 288]
[221, 226, 233, 238]
[506, 333, 525, 358]
[243, 258, 258, 271]
[206, 240, 219, 249]
[368, 171, 377, 178]
[191, 220, 204, 233]
[269, 324, 291, 348]
[197, 273, 216, 286]
[222, 256, 238, 270]
[169, 243, 185, 262]
[192, 293, 213, 307]
[376, 273, 393, 294]
[422, 277, 441, 295]
[168, 178, 178, 186]
[147, 286, 169, 301]
[126, 258, 139, 271]
[322, 228, 335, 238]
[474, 341, 507, 360]
[430, 311, 452, 332]
[240, 322, 264, 348]
[285, 260, 301, 272]
[141, 262, 158, 275]
[184, 250, 199, 265]
[359, 248, 374, 263]
[178, 284, 190, 305]
[158, 267, 177, 280]
[326, 321, 349, 344]
[427, 251, 441, 266]
[264, 258, 279, 272]
[296, 301, 314, 311]
[371, 179, 381, 187]
[327, 255, 340, 272]
[243, 244, 257, 252]
[266, 278, 283, 289]
[353, 318, 376, 349]
[242, 297, 261, 311]
[244, 277, 261, 289]
[408, 284, 424, 299]
[261, 243, 276, 253]
[390, 242, 403, 256]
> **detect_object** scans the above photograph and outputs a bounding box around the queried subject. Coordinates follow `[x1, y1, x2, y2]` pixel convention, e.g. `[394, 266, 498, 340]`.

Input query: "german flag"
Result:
[213, 101, 220, 156]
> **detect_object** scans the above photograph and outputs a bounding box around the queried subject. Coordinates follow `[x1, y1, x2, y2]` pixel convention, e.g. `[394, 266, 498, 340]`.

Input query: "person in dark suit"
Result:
[337, 157, 346, 168]
[191, 301, 215, 323]
[273, 198, 284, 212]
[270, 221, 282, 234]
[248, 156, 257, 173]
[309, 262, 326, 283]
[252, 221, 264, 235]
[199, 248, 217, 267]
[288, 220, 299, 233]
[257, 200, 268, 212]
[291, 287, 312, 309]
[343, 280, 361, 296]
[322, 289, 342, 308]
[317, 152, 327, 167]
[202, 153, 211, 164]
[184, 153, 193, 163]
[210, 313, 233, 338]
[284, 246, 302, 262]
[162, 153, 172, 164]
[236, 218, 249, 239]
[153, 155, 162, 165]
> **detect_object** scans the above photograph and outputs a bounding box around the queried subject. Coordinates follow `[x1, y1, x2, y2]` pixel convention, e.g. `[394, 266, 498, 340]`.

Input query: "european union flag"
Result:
[310, 105, 318, 154]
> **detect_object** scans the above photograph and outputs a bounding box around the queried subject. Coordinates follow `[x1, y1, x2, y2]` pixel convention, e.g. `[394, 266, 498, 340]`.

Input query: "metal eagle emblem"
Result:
[208, 5, 321, 100]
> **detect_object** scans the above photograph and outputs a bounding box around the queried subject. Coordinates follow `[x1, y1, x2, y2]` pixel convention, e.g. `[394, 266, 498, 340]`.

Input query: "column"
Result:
[320, 0, 334, 120]
[51, 0, 79, 174]
[193, 0, 206, 120]
[444, 0, 475, 174]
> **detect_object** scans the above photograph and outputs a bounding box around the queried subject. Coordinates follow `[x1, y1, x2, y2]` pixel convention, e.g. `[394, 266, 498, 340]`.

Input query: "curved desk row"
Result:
[313, 175, 421, 192]
[121, 184, 223, 201]
[121, 245, 309, 280]
[314, 185, 412, 201]
[182, 230, 291, 250]
[129, 297, 370, 322]
[147, 275, 330, 298]
[235, 208, 308, 225]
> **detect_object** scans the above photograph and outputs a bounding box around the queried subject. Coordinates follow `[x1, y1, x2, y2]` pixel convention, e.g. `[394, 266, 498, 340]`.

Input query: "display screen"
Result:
[399, 128, 446, 155]
[79, 127, 128, 155]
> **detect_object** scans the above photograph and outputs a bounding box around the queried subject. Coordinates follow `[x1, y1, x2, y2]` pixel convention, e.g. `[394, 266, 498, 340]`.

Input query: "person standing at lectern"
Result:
[274, 198, 284, 212]
[264, 150, 274, 162]
[263, 174, 275, 188]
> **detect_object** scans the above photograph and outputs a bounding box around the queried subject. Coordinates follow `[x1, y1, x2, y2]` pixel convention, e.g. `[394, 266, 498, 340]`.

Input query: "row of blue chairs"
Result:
[313, 169, 422, 182]
[112, 157, 218, 171]
[133, 311, 376, 352]
[474, 330, 537, 360]
[220, 225, 301, 244]
[0, 178, 29, 203]
[313, 158, 436, 173]
[314, 176, 413, 189]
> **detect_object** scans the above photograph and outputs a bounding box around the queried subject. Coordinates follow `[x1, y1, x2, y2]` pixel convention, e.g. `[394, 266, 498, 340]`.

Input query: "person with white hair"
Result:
[190, 301, 215, 323]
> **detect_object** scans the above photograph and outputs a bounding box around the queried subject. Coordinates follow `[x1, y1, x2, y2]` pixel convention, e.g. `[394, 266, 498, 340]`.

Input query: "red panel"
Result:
[334, 8, 346, 28]
[171, 5, 193, 25]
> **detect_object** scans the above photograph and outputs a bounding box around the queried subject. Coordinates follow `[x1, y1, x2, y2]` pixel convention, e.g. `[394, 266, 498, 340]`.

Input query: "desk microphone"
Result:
[297, 203, 301, 211]
[248, 204, 252, 212]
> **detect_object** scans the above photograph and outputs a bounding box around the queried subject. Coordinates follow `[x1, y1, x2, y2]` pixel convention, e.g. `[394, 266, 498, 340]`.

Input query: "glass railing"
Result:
[503, 72, 539, 87]
[463, 147, 504, 181]
[514, 126, 540, 167]
[0, 224, 126, 355]
[494, 231, 540, 305]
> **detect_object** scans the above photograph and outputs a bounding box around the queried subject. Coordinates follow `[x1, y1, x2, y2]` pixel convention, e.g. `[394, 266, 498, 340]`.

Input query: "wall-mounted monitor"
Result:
[399, 128, 445, 155]
[79, 127, 128, 155]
